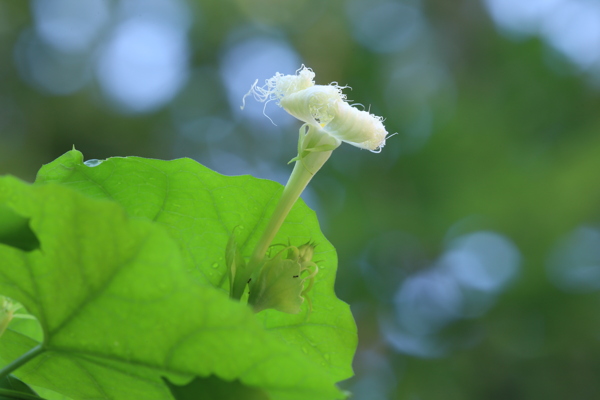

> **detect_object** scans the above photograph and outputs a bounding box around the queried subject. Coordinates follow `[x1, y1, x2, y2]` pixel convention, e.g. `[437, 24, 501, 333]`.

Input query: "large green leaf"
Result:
[36, 150, 356, 383]
[0, 176, 350, 399]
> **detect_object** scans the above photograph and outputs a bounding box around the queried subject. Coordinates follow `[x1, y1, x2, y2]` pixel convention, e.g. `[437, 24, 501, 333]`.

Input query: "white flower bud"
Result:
[322, 102, 388, 151]
[244, 65, 391, 152]
[280, 85, 343, 128]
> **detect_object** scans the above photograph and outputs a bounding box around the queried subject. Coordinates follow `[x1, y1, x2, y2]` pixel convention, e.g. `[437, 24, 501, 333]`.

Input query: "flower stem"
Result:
[246, 126, 339, 279]
[0, 344, 45, 381]
[249, 160, 315, 266]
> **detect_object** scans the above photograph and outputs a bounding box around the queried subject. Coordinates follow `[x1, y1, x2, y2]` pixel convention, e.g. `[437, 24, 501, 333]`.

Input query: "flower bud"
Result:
[248, 252, 304, 314]
[322, 101, 388, 151]
[280, 85, 343, 128]
[248, 244, 319, 314]
[297, 241, 316, 265]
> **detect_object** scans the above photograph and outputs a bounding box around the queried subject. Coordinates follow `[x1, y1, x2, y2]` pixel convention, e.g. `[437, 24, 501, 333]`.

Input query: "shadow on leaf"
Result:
[0, 375, 44, 400]
[0, 204, 40, 252]
[163, 376, 269, 400]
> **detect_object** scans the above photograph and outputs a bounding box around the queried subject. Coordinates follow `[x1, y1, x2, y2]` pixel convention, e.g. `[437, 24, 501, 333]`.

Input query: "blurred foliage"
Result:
[2, 0, 600, 399]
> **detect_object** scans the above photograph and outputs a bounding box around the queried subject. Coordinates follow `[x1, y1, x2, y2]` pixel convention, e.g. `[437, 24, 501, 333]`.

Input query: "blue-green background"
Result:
[2, 0, 600, 398]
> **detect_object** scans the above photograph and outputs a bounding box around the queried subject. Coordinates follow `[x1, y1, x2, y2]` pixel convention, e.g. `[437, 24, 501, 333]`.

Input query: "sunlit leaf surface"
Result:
[0, 153, 357, 400]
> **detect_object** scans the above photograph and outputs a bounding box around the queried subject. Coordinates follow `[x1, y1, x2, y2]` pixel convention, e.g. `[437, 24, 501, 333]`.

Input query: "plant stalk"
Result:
[247, 126, 339, 276]
[0, 345, 45, 381]
[248, 160, 316, 266]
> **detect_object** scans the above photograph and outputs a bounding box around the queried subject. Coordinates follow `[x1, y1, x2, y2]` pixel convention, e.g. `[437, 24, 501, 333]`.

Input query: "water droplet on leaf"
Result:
[84, 159, 103, 167]
[211, 263, 219, 269]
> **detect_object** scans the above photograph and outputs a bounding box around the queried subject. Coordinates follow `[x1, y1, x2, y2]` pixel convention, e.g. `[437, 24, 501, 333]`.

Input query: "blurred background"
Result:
[2, 0, 600, 398]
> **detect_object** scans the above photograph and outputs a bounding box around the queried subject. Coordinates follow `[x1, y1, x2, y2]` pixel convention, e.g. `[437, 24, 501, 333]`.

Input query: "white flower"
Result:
[243, 65, 390, 152]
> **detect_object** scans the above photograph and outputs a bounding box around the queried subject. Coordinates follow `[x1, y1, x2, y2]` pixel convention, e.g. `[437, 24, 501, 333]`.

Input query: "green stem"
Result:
[0, 345, 45, 381]
[248, 160, 315, 266]
[229, 126, 340, 301]
[247, 126, 339, 270]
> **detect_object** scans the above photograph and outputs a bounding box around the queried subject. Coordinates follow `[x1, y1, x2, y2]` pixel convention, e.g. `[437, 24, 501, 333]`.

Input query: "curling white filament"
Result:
[243, 65, 390, 152]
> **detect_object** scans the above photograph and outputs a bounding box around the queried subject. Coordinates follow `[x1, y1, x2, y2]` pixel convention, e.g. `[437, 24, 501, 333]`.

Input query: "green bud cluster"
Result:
[226, 233, 319, 315]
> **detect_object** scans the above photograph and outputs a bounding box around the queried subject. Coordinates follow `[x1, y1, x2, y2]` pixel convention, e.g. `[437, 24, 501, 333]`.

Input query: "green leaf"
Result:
[36, 150, 356, 385]
[0, 152, 355, 399]
[0, 375, 43, 400]
[164, 375, 269, 400]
